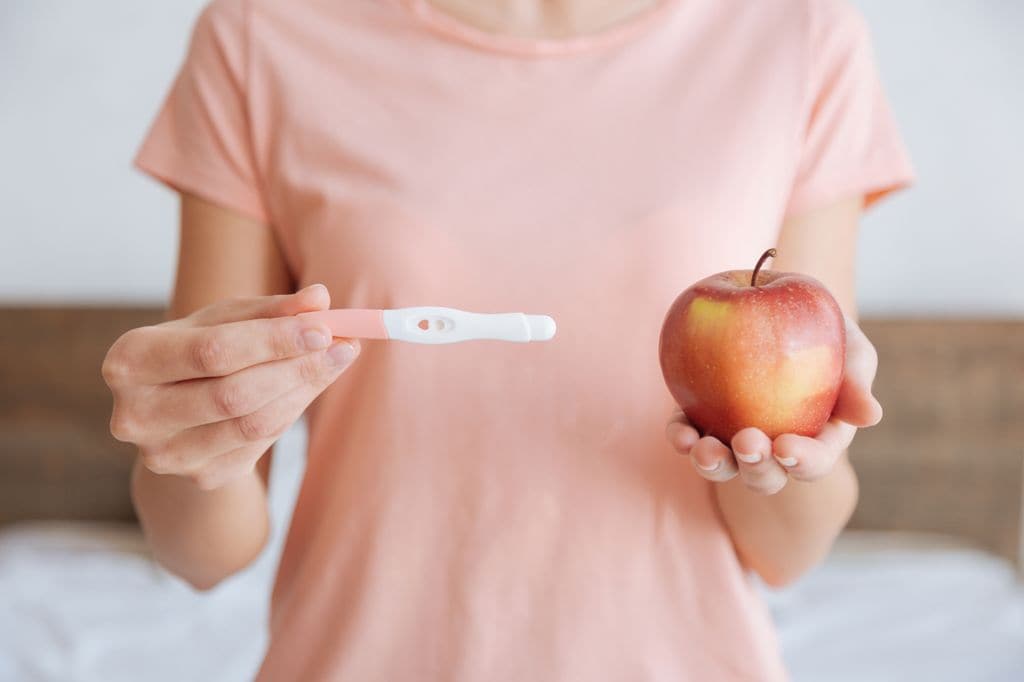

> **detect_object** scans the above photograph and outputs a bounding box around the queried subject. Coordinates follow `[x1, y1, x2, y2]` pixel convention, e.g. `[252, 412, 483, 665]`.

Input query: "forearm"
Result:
[714, 453, 858, 587]
[130, 458, 270, 590]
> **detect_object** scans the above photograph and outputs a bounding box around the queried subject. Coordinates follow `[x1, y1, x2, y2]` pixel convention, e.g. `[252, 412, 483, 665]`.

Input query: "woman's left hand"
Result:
[665, 317, 883, 495]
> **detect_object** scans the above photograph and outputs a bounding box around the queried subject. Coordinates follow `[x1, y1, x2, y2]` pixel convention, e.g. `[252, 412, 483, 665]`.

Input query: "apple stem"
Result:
[751, 248, 777, 287]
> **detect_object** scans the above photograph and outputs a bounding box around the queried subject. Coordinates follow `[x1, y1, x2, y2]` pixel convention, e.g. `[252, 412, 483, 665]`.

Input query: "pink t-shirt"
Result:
[136, 0, 913, 679]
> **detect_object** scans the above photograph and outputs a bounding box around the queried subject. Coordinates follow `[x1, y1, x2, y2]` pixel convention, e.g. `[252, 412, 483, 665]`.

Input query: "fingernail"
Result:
[301, 283, 327, 295]
[302, 328, 331, 351]
[775, 456, 798, 467]
[325, 341, 358, 367]
[735, 451, 762, 464]
[696, 460, 721, 472]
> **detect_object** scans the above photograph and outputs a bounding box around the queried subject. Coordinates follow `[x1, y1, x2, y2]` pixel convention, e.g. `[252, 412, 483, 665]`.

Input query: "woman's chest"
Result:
[254, 41, 799, 309]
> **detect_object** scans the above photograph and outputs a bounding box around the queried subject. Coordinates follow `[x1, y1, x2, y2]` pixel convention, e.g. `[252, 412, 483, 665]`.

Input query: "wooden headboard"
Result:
[846, 319, 1023, 567]
[1, 308, 1021, 565]
[0, 308, 162, 524]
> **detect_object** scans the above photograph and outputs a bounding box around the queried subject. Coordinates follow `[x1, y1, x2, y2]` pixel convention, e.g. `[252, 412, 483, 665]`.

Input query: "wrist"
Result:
[132, 452, 261, 492]
[130, 456, 263, 514]
[713, 455, 858, 585]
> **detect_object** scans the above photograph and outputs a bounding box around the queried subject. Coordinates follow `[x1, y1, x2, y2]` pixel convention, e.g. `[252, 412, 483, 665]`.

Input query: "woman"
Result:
[104, 0, 913, 678]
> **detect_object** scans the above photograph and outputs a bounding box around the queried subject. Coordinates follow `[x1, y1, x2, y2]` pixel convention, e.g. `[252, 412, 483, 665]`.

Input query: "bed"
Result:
[1, 309, 1022, 681]
[0, 425, 307, 682]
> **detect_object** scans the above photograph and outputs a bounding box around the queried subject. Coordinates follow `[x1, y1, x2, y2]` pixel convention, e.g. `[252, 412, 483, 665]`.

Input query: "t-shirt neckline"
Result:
[399, 0, 680, 57]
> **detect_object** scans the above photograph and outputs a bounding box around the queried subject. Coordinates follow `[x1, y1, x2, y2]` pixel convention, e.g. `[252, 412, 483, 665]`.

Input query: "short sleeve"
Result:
[784, 0, 914, 218]
[134, 0, 268, 223]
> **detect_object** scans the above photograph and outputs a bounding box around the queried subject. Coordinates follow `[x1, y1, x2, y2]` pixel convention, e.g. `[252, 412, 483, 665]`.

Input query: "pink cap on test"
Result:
[297, 309, 389, 340]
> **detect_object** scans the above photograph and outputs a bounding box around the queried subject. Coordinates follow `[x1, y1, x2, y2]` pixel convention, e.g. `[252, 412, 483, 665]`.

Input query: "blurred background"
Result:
[1, 1, 1022, 681]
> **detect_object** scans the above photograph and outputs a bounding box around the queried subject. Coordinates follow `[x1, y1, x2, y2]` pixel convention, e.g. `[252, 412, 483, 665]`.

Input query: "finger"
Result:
[189, 444, 268, 491]
[666, 412, 700, 455]
[772, 419, 856, 481]
[139, 344, 356, 474]
[124, 316, 339, 385]
[832, 318, 883, 428]
[730, 427, 772, 465]
[185, 283, 331, 327]
[690, 436, 738, 482]
[730, 428, 788, 495]
[138, 341, 357, 433]
[669, 408, 690, 425]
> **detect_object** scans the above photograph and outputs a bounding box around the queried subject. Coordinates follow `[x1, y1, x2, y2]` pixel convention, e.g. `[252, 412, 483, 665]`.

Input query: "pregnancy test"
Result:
[297, 307, 557, 345]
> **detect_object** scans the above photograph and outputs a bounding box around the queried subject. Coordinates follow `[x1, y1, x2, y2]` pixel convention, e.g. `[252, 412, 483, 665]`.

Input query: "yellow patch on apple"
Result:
[771, 345, 837, 413]
[686, 298, 732, 332]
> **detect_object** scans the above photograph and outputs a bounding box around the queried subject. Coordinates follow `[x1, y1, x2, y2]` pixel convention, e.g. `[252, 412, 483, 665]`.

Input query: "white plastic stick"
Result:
[382, 307, 556, 344]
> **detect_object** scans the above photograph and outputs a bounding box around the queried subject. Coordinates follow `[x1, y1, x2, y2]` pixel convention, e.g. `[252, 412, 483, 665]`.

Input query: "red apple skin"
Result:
[659, 269, 846, 442]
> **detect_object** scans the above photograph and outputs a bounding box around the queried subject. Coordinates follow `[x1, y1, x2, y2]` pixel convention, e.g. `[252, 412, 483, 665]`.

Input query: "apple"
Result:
[659, 249, 845, 442]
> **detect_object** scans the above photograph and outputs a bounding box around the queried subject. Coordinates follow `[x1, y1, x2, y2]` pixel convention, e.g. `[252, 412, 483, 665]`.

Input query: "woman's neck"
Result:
[418, 0, 661, 40]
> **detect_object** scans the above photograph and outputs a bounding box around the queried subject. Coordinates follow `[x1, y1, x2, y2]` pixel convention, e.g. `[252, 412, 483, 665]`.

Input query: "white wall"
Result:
[1, 1, 1021, 314]
[854, 0, 1023, 315]
[0, 1, 208, 302]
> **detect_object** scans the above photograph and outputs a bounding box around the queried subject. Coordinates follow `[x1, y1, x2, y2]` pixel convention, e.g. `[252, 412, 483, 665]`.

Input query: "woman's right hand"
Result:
[102, 284, 358, 491]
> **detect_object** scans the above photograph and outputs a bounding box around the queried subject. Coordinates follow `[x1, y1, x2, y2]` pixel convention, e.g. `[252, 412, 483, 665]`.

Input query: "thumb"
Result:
[831, 319, 882, 427]
[188, 283, 332, 326]
[832, 378, 883, 427]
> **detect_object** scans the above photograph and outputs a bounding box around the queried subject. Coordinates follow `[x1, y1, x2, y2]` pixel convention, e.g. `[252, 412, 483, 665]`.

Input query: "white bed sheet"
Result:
[1, 428, 1021, 681]
[0, 425, 308, 682]
[0, 521, 269, 682]
[765, 532, 1024, 682]
[4, 529, 1020, 682]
